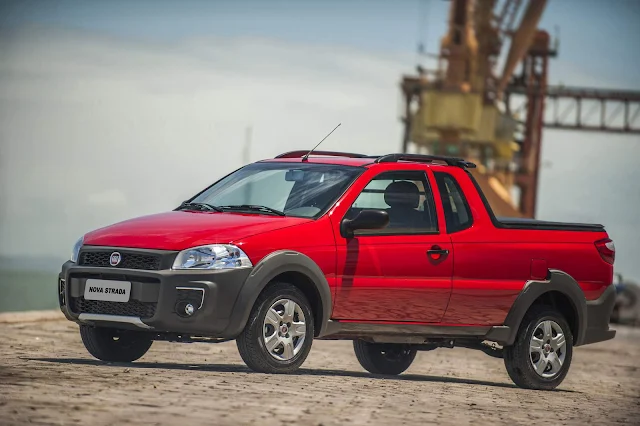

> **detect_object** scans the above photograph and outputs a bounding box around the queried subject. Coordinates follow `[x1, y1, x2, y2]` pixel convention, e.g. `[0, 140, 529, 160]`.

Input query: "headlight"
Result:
[172, 244, 252, 270]
[71, 236, 84, 263]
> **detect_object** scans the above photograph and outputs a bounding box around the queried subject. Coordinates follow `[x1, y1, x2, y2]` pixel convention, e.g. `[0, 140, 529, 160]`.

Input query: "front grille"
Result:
[70, 297, 157, 319]
[80, 251, 161, 270]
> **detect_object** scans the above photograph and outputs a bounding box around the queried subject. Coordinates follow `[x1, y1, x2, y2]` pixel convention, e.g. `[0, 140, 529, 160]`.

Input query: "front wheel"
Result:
[79, 325, 153, 362]
[504, 306, 573, 390]
[353, 340, 417, 375]
[236, 283, 314, 374]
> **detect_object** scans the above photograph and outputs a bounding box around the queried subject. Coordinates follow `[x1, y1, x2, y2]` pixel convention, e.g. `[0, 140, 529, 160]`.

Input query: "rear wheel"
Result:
[236, 283, 314, 373]
[353, 340, 417, 375]
[79, 325, 153, 362]
[504, 306, 573, 390]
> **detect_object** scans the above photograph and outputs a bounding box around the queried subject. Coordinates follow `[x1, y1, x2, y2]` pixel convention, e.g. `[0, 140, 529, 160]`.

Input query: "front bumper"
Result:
[58, 260, 252, 338]
[580, 284, 617, 345]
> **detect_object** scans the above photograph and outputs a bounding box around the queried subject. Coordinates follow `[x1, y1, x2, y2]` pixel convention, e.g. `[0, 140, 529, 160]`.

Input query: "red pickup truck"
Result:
[58, 151, 617, 390]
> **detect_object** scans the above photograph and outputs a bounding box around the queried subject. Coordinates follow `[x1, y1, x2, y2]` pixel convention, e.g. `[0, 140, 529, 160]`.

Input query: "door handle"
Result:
[427, 248, 449, 255]
[427, 245, 449, 261]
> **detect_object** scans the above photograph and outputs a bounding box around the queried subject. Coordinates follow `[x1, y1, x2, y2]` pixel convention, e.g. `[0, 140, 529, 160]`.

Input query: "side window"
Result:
[346, 170, 438, 235]
[433, 172, 473, 233]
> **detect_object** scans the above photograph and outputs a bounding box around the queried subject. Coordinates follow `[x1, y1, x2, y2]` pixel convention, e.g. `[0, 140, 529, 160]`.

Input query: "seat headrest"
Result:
[384, 181, 420, 209]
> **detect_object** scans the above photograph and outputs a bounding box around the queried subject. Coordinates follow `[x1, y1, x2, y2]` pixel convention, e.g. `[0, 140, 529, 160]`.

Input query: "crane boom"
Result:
[498, 0, 547, 94]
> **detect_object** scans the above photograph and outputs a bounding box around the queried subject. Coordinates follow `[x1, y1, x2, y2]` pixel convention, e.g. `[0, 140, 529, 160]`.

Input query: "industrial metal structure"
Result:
[400, 0, 640, 217]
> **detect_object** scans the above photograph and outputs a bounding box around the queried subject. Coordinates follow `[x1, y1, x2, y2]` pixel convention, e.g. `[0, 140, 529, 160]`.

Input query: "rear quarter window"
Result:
[433, 171, 473, 233]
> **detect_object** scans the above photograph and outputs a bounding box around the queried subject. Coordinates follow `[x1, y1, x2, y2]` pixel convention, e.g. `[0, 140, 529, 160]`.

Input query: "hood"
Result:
[83, 211, 311, 250]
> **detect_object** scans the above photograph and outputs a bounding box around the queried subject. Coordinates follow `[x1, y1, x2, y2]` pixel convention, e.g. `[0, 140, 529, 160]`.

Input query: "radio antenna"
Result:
[301, 123, 341, 162]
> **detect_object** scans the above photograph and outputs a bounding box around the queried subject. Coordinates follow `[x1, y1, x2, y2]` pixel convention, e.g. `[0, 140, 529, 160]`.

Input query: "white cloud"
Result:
[0, 27, 413, 256]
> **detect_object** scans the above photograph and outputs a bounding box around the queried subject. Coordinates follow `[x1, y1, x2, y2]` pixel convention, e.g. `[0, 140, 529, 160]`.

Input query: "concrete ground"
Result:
[1, 313, 639, 426]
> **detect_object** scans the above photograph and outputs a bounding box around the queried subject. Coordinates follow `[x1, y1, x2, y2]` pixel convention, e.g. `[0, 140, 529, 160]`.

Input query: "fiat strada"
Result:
[58, 151, 617, 390]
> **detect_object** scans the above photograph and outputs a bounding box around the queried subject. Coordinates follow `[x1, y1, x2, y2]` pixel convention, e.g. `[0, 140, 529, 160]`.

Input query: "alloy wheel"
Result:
[263, 298, 306, 361]
[529, 320, 567, 378]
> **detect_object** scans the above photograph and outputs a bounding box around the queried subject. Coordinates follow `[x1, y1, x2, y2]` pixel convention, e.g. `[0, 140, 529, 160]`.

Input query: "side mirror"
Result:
[340, 210, 389, 238]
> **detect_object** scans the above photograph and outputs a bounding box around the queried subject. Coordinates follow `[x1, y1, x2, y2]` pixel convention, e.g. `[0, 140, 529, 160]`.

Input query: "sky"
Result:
[0, 0, 639, 279]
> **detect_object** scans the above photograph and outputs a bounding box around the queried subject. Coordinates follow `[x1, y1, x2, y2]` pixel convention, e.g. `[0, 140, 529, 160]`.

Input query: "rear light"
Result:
[595, 238, 615, 265]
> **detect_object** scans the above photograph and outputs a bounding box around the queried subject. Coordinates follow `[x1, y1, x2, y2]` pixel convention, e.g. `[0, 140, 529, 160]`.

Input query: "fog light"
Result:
[185, 303, 195, 316]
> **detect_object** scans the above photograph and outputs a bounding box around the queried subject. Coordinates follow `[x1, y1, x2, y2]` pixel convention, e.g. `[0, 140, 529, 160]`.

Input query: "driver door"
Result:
[331, 169, 453, 323]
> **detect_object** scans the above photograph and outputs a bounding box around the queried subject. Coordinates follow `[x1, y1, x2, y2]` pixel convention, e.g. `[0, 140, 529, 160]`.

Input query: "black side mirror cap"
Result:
[340, 209, 389, 238]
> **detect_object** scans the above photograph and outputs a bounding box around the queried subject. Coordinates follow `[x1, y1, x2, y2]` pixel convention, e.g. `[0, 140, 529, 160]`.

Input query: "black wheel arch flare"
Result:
[487, 270, 588, 346]
[222, 250, 333, 338]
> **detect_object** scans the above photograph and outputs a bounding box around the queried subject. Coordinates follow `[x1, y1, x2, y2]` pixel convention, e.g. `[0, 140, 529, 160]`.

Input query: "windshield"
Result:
[189, 162, 364, 218]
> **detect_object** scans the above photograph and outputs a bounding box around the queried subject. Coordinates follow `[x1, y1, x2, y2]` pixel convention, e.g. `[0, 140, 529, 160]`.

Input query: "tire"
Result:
[79, 325, 153, 363]
[504, 305, 573, 390]
[353, 340, 417, 375]
[236, 282, 314, 374]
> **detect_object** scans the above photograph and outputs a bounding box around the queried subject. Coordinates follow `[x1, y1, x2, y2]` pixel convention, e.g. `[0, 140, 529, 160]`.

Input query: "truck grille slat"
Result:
[70, 297, 157, 319]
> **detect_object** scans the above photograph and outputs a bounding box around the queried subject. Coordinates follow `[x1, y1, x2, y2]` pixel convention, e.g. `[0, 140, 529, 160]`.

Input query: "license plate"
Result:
[84, 279, 131, 302]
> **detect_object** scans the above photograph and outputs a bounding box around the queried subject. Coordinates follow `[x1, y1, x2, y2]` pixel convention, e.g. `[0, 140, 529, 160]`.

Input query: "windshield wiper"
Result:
[219, 205, 286, 216]
[176, 202, 223, 212]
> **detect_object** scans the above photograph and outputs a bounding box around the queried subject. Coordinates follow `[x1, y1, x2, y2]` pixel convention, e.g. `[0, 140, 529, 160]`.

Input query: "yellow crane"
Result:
[400, 0, 549, 217]
[400, 0, 640, 218]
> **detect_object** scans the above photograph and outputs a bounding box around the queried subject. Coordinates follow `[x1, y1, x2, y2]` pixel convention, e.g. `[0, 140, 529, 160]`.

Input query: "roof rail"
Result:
[275, 150, 370, 159]
[374, 153, 477, 169]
